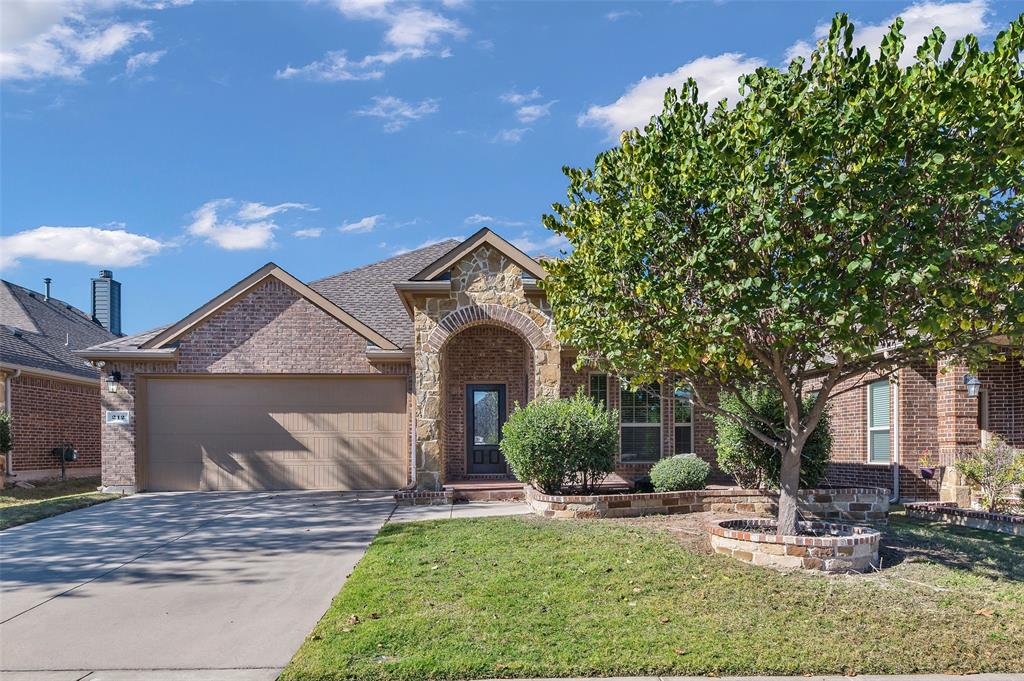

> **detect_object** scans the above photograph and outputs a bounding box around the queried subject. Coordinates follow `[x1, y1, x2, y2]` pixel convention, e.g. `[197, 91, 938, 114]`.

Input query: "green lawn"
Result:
[0, 477, 120, 530]
[282, 513, 1024, 681]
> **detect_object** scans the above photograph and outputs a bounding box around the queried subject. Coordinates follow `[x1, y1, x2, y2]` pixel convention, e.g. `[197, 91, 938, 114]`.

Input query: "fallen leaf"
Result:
[975, 608, 995, 618]
[659, 616, 671, 624]
[348, 614, 360, 625]
[674, 649, 687, 656]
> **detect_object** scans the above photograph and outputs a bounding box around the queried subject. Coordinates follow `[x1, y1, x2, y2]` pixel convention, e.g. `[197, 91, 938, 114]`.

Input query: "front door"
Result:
[466, 384, 507, 474]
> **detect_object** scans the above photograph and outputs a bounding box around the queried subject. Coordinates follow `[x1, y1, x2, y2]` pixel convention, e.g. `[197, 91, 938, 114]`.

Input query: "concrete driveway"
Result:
[0, 491, 395, 680]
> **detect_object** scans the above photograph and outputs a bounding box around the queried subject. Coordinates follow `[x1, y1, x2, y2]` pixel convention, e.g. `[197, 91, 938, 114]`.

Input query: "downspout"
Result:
[890, 376, 900, 504]
[3, 368, 21, 476]
[410, 400, 417, 487]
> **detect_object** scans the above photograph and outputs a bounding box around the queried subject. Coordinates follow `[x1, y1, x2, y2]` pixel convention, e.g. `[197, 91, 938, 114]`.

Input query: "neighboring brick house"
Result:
[77, 230, 1021, 499]
[1, 275, 119, 481]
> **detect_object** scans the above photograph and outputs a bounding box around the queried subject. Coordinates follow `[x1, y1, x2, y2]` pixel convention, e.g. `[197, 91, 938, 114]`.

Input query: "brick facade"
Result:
[9, 374, 101, 478]
[809, 355, 1022, 500]
[99, 278, 411, 492]
[88, 240, 1022, 500]
[442, 325, 530, 480]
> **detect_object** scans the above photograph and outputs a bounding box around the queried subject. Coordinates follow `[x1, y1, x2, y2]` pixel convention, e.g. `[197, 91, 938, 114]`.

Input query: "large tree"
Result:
[543, 14, 1024, 535]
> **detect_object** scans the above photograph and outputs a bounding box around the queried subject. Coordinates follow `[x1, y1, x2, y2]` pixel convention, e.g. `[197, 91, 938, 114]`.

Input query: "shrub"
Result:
[501, 390, 617, 493]
[954, 437, 1024, 512]
[649, 455, 710, 492]
[712, 388, 831, 490]
[0, 410, 11, 455]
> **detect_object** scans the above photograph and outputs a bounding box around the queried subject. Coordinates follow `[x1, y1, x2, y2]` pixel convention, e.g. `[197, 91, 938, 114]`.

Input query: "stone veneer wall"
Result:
[905, 501, 1024, 537]
[99, 278, 410, 493]
[412, 244, 560, 489]
[524, 485, 889, 522]
[710, 519, 881, 572]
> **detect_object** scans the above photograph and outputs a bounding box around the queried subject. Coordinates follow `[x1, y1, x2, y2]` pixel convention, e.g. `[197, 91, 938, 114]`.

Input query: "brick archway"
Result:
[426, 304, 545, 352]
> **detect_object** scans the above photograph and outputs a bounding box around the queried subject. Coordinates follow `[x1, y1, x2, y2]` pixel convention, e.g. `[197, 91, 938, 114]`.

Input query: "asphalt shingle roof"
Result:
[0, 280, 117, 379]
[80, 240, 463, 354]
[309, 240, 461, 348]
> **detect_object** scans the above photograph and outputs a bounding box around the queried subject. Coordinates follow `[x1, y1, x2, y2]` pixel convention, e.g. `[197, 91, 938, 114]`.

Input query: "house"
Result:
[77, 230, 1021, 500]
[814, 353, 1022, 503]
[77, 230, 705, 494]
[1, 272, 121, 481]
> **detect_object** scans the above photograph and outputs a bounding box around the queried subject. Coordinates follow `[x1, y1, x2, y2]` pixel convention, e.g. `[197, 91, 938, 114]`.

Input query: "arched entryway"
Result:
[440, 324, 534, 480]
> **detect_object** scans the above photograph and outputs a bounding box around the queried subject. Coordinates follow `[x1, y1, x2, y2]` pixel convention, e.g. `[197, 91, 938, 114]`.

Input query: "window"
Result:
[620, 382, 661, 462]
[674, 388, 693, 455]
[588, 373, 608, 407]
[867, 380, 891, 463]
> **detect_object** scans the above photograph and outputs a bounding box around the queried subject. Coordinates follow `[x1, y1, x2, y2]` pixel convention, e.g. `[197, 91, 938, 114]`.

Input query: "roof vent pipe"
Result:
[43, 278, 52, 301]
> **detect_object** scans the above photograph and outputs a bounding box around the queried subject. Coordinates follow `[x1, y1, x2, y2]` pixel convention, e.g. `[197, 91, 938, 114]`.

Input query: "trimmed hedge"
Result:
[650, 455, 711, 492]
[500, 390, 618, 494]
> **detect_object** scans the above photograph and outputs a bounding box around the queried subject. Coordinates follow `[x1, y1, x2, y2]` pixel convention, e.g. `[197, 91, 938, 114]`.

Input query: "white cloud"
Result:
[0, 0, 185, 81]
[605, 10, 641, 21]
[465, 214, 526, 227]
[515, 100, 556, 123]
[281, 1, 466, 81]
[578, 53, 765, 138]
[499, 88, 541, 106]
[355, 96, 438, 132]
[511, 232, 570, 256]
[186, 198, 314, 250]
[492, 127, 530, 144]
[276, 50, 391, 81]
[393, 235, 464, 255]
[0, 225, 164, 268]
[339, 214, 385, 233]
[294, 227, 324, 238]
[125, 48, 165, 75]
[784, 1, 990, 67]
[237, 201, 316, 221]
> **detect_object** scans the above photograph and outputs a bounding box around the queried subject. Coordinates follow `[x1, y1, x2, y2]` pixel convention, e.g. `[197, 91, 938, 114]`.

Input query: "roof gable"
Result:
[140, 263, 399, 351]
[410, 228, 548, 282]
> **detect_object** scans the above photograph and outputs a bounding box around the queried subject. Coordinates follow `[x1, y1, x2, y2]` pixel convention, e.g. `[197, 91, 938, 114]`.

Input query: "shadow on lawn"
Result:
[879, 515, 1024, 581]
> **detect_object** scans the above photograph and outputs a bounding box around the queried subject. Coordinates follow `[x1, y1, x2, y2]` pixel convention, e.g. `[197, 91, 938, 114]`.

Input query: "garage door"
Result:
[143, 376, 408, 491]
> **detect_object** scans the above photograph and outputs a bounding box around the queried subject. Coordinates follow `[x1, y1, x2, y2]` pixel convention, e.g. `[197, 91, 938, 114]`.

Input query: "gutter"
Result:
[890, 377, 901, 504]
[4, 368, 21, 476]
[74, 349, 178, 361]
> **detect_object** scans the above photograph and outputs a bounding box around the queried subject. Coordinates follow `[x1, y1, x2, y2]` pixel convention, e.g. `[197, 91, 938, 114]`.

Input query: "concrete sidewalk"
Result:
[389, 500, 529, 523]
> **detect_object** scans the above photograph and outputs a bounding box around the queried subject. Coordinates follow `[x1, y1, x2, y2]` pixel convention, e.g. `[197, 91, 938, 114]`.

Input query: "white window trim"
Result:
[866, 379, 891, 465]
[619, 382, 662, 463]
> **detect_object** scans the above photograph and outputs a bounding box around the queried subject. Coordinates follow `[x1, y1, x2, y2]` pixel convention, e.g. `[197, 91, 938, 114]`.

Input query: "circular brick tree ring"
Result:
[709, 518, 881, 573]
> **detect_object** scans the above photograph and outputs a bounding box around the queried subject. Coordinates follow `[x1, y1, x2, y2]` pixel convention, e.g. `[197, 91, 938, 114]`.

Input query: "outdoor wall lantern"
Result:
[106, 371, 122, 393]
[963, 373, 982, 398]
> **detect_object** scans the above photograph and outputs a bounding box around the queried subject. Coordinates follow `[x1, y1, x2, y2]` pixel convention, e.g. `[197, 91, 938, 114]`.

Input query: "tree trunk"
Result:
[777, 442, 803, 536]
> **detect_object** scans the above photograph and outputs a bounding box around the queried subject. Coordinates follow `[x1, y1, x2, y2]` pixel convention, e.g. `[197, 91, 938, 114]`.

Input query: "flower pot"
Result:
[920, 467, 936, 480]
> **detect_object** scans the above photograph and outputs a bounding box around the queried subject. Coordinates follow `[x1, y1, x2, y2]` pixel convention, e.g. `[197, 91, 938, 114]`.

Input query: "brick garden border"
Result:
[524, 485, 889, 522]
[905, 501, 1024, 537]
[709, 518, 881, 572]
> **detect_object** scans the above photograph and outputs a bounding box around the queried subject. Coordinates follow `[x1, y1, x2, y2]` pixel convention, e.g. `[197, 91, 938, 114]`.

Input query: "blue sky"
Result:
[2, 0, 1018, 334]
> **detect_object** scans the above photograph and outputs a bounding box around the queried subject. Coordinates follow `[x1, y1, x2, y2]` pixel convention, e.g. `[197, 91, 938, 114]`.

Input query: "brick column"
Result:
[936, 360, 980, 504]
